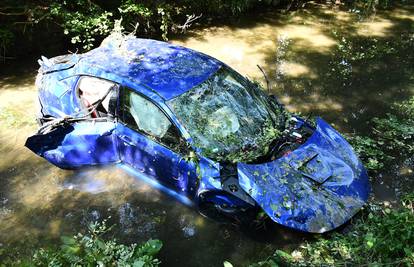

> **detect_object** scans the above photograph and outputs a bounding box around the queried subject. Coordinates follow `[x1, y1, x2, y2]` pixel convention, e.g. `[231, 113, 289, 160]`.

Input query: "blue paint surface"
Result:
[80, 37, 221, 100]
[26, 37, 370, 233]
[26, 122, 119, 169]
[237, 118, 370, 233]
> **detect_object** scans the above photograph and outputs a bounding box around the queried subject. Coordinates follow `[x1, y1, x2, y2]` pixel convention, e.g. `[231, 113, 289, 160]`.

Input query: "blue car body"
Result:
[26, 36, 370, 233]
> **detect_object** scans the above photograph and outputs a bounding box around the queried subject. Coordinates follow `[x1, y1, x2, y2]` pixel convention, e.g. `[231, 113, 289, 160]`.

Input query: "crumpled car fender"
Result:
[237, 118, 370, 233]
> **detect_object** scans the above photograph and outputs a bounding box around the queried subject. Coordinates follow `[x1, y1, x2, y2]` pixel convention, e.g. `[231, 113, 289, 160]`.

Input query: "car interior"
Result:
[77, 76, 117, 118]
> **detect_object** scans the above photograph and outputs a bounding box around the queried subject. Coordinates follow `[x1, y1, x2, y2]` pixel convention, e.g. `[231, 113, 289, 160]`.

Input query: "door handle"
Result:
[119, 135, 136, 146]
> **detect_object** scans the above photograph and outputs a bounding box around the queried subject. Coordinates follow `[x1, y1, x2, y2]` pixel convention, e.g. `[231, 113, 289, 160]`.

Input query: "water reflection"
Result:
[62, 173, 106, 194]
[0, 3, 413, 266]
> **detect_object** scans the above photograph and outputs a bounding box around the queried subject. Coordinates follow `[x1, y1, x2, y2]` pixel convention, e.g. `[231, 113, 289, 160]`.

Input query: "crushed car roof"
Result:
[79, 37, 222, 100]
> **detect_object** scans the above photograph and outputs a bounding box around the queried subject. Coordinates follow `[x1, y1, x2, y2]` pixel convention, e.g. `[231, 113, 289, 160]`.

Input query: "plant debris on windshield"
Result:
[168, 67, 287, 163]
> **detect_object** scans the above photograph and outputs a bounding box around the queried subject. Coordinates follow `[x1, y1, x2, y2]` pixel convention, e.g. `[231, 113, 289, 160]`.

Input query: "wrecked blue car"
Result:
[25, 35, 370, 233]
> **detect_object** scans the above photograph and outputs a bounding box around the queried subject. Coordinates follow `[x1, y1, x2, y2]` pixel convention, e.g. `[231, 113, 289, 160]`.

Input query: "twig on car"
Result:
[177, 14, 202, 33]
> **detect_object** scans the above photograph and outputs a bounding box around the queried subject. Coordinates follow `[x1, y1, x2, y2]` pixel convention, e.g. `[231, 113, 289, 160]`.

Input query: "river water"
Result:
[0, 3, 413, 266]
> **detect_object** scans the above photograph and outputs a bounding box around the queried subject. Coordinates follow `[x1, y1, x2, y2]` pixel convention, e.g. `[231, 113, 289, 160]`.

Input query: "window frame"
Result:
[75, 75, 119, 117]
[118, 86, 191, 155]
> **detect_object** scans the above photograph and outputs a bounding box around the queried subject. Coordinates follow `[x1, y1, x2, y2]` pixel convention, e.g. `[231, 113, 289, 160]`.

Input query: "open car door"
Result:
[25, 121, 119, 169]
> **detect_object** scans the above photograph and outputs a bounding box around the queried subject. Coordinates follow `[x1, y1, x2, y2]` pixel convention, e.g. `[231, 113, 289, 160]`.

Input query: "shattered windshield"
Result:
[167, 67, 286, 163]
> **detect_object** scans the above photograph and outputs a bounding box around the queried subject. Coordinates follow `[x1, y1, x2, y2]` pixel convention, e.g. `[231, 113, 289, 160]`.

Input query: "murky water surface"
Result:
[0, 3, 413, 266]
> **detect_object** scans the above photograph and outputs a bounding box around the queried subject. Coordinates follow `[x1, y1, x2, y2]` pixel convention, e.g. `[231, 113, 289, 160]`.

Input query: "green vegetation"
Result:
[49, 2, 114, 50]
[351, 0, 393, 15]
[0, 219, 162, 266]
[168, 68, 287, 163]
[349, 96, 414, 171]
[1, 0, 412, 266]
[247, 10, 414, 262]
[0, 0, 278, 57]
[0, 106, 37, 128]
[250, 194, 414, 266]
[0, 0, 398, 58]
[249, 95, 414, 266]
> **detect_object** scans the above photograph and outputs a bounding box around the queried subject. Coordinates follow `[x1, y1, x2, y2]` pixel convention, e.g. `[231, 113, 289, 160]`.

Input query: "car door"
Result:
[25, 121, 119, 169]
[116, 86, 198, 194]
[26, 76, 120, 169]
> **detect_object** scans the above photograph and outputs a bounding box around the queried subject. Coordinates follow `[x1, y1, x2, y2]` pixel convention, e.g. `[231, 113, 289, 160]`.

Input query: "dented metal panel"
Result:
[25, 122, 119, 169]
[38, 54, 80, 74]
[237, 118, 370, 233]
[26, 36, 371, 233]
[80, 37, 221, 100]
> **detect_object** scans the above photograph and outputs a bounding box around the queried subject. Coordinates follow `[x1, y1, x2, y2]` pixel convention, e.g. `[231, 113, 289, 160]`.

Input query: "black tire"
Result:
[198, 200, 260, 226]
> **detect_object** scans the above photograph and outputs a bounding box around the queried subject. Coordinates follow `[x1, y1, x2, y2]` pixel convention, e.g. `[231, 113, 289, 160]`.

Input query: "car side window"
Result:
[119, 87, 189, 154]
[76, 76, 118, 118]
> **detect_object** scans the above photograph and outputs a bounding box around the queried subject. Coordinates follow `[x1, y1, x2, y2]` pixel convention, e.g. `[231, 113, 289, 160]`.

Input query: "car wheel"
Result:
[198, 201, 236, 223]
[198, 192, 255, 224]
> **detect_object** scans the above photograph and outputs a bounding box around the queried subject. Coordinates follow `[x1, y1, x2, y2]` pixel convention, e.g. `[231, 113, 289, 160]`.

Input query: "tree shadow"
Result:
[0, 152, 313, 266]
[173, 2, 413, 135]
[0, 59, 38, 90]
[258, 3, 414, 134]
[1, 3, 413, 265]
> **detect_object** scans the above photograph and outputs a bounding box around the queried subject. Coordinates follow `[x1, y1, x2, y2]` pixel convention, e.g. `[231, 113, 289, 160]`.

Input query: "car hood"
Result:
[237, 118, 370, 233]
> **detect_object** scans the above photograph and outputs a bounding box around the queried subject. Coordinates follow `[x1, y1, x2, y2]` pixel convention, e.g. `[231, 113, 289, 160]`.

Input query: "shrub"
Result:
[31, 219, 162, 266]
[348, 96, 414, 172]
[250, 194, 414, 266]
[0, 0, 276, 56]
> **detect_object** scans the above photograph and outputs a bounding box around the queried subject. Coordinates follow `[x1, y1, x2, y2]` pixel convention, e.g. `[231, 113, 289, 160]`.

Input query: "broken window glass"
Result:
[168, 67, 286, 163]
[121, 89, 171, 138]
[119, 88, 189, 155]
[77, 76, 117, 117]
